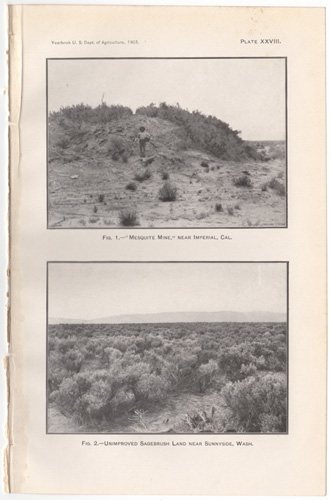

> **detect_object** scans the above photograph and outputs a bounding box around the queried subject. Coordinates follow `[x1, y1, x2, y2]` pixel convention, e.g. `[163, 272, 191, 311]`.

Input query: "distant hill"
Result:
[49, 311, 286, 325]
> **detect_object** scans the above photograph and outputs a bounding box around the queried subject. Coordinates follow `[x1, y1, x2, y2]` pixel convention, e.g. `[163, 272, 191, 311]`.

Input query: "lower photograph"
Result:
[47, 261, 288, 435]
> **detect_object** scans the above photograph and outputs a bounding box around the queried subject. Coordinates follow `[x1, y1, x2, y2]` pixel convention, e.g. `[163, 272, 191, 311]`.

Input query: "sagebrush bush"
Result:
[107, 135, 126, 154]
[119, 209, 139, 226]
[161, 171, 169, 180]
[215, 203, 223, 212]
[233, 175, 253, 188]
[158, 182, 177, 202]
[134, 169, 152, 182]
[125, 182, 137, 191]
[268, 177, 286, 196]
[221, 373, 287, 433]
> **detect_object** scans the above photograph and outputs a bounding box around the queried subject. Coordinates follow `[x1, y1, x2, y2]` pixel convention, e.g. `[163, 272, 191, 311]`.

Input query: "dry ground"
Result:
[48, 392, 227, 434]
[48, 118, 286, 228]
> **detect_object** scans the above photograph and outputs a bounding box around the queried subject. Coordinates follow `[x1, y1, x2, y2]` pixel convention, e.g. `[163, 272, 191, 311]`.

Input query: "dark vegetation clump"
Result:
[107, 135, 131, 162]
[158, 182, 178, 202]
[119, 209, 140, 226]
[98, 194, 105, 203]
[50, 103, 133, 124]
[136, 102, 263, 161]
[125, 182, 137, 191]
[215, 203, 223, 212]
[267, 177, 286, 197]
[48, 321, 287, 433]
[161, 171, 169, 180]
[233, 175, 253, 188]
[134, 169, 152, 182]
[49, 102, 263, 163]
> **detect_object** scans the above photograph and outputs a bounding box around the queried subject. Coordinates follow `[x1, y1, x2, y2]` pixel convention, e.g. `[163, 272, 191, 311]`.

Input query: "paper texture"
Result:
[7, 5, 326, 495]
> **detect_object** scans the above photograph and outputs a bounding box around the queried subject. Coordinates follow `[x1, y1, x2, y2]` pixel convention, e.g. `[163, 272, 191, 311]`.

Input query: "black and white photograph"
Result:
[47, 262, 288, 434]
[47, 58, 287, 229]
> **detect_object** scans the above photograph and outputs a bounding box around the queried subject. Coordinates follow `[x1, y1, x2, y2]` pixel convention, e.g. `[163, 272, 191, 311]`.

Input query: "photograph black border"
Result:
[46, 260, 289, 436]
[46, 57, 288, 230]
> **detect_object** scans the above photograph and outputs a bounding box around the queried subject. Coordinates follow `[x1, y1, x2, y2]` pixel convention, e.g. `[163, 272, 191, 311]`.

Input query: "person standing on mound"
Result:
[136, 126, 151, 158]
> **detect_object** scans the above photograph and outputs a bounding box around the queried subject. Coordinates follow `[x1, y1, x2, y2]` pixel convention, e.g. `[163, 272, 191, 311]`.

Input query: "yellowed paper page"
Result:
[7, 6, 326, 495]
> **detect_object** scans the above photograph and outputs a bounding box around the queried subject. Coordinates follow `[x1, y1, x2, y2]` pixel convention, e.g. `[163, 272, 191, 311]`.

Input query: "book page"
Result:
[7, 5, 326, 495]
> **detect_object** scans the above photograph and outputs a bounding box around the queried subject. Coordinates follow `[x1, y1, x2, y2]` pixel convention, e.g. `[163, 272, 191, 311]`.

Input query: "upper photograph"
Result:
[47, 58, 287, 229]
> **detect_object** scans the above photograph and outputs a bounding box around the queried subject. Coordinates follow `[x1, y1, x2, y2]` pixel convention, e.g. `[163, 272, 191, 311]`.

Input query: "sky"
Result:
[48, 262, 287, 321]
[48, 58, 286, 141]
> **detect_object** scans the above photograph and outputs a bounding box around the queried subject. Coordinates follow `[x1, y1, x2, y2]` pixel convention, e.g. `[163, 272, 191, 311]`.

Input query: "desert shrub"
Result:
[98, 194, 105, 203]
[268, 177, 286, 196]
[159, 182, 177, 202]
[215, 203, 223, 212]
[119, 209, 139, 226]
[233, 175, 253, 188]
[227, 206, 234, 215]
[136, 102, 262, 162]
[134, 169, 152, 182]
[93, 104, 133, 123]
[107, 135, 126, 157]
[221, 373, 287, 432]
[50, 103, 133, 124]
[196, 359, 219, 393]
[50, 103, 93, 123]
[161, 171, 169, 180]
[218, 343, 257, 382]
[125, 182, 137, 191]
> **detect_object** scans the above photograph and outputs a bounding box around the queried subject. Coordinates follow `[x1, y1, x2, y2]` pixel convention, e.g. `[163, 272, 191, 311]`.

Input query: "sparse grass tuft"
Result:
[233, 175, 253, 188]
[79, 218, 86, 226]
[93, 205, 98, 213]
[134, 169, 152, 182]
[158, 182, 178, 202]
[266, 177, 286, 197]
[119, 209, 140, 226]
[89, 217, 99, 223]
[215, 203, 223, 212]
[98, 194, 105, 203]
[197, 211, 209, 220]
[234, 203, 241, 210]
[161, 171, 169, 180]
[227, 206, 234, 216]
[104, 219, 112, 226]
[126, 182, 137, 191]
